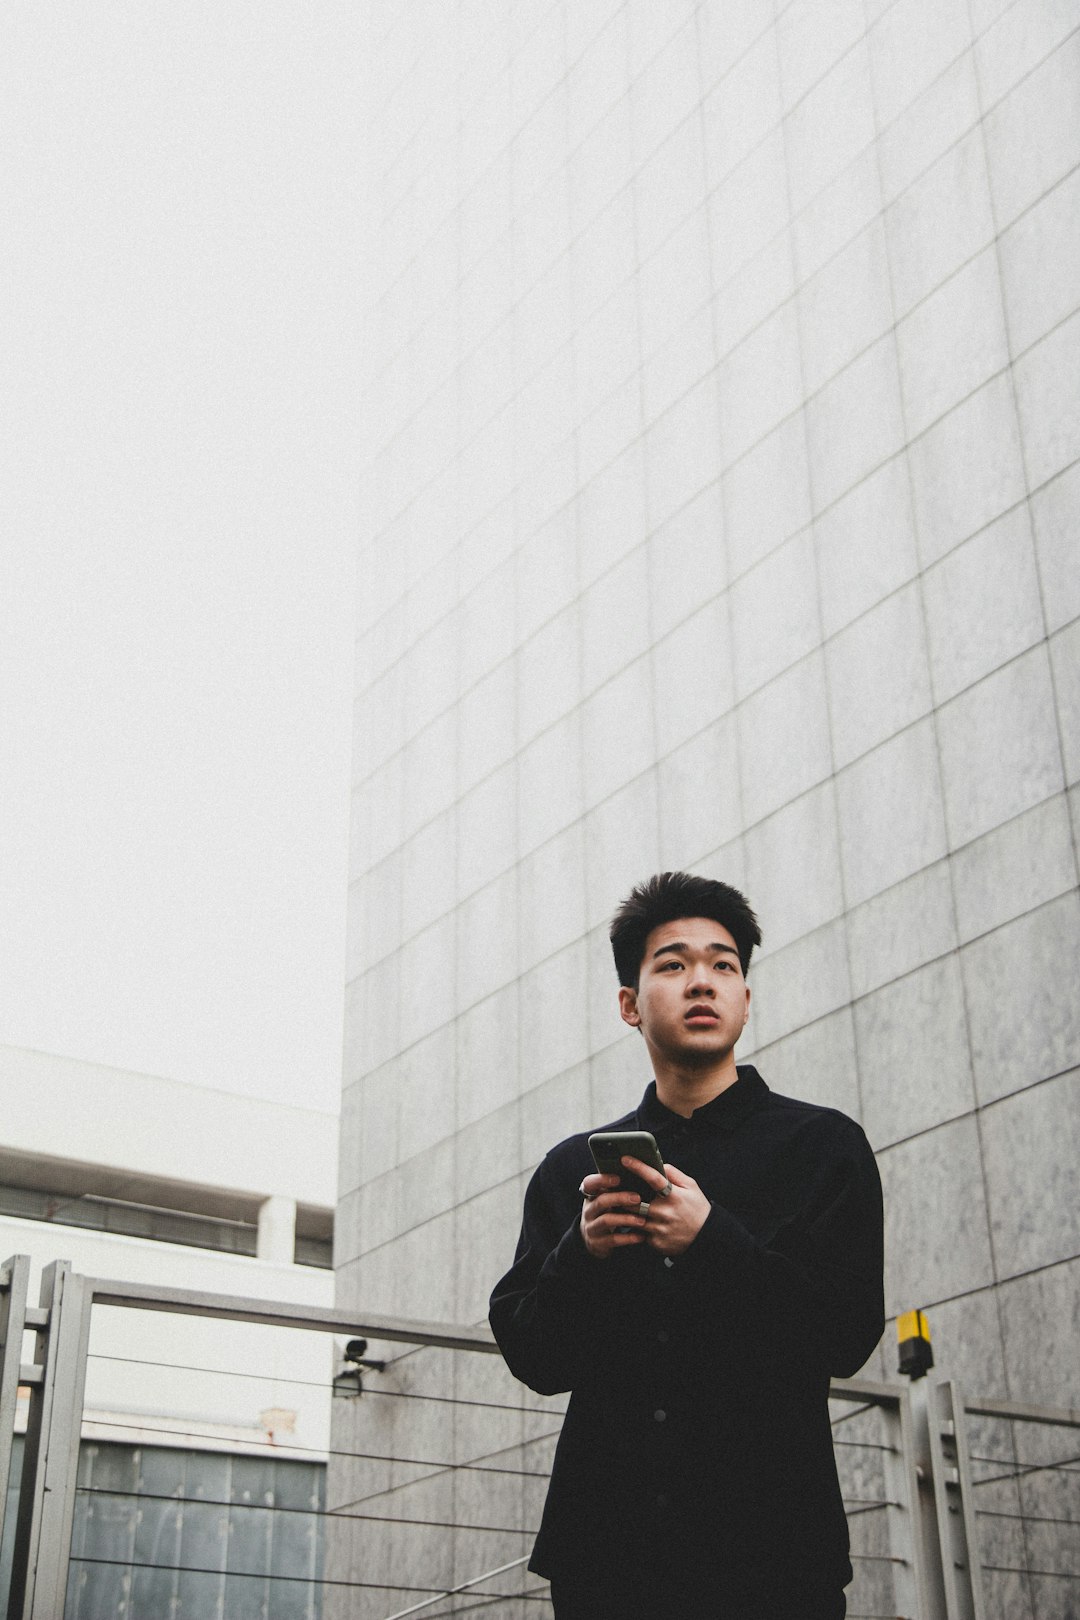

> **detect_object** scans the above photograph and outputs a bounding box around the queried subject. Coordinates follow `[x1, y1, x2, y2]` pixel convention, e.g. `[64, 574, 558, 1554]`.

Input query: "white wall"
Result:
[0, 1045, 337, 1208]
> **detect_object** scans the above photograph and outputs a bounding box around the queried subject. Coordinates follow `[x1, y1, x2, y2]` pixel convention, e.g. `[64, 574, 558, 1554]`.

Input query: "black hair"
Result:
[609, 871, 761, 989]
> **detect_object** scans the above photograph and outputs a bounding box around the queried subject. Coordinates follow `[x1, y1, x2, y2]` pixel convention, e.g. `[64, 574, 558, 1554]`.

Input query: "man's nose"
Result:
[686, 965, 714, 994]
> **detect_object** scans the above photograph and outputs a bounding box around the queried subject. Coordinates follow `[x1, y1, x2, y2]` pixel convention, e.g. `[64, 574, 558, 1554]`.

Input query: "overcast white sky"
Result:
[0, 7, 368, 1114]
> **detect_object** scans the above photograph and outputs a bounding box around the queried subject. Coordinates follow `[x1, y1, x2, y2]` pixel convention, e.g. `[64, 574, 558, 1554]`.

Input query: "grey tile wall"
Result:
[338, 6, 1080, 1545]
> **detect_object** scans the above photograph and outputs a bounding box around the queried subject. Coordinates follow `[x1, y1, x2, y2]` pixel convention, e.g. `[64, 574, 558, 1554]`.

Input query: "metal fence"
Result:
[0, 1254, 1077, 1619]
[955, 1391, 1080, 1620]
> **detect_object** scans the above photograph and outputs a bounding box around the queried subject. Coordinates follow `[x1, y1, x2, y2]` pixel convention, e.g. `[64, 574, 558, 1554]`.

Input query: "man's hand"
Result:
[579, 1159, 711, 1259]
[621, 1157, 711, 1257]
[578, 1172, 648, 1259]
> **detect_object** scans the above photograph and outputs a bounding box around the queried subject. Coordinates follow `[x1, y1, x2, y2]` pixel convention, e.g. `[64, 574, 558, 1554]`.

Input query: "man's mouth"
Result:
[685, 1006, 719, 1023]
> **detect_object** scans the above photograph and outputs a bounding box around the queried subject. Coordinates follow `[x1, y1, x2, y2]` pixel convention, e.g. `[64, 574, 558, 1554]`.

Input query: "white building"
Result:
[0, 1043, 338, 1453]
[0, 1046, 341, 1615]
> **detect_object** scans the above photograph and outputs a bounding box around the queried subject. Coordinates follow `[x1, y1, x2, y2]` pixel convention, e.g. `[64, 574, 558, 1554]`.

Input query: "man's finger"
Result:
[586, 1188, 648, 1211]
[620, 1155, 670, 1191]
[592, 1198, 650, 1218]
[662, 1162, 696, 1188]
[584, 1206, 642, 1231]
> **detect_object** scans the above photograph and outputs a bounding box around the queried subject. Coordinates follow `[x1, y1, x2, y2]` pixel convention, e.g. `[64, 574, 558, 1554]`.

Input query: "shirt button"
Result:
[663, 1257, 674, 1269]
[654, 1408, 667, 1423]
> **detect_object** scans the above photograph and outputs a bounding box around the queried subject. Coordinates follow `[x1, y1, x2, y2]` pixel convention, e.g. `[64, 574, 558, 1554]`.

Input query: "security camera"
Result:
[332, 1338, 386, 1398]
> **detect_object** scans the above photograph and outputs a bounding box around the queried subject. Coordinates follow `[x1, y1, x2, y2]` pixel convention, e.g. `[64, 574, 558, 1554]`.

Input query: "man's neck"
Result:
[652, 1053, 741, 1118]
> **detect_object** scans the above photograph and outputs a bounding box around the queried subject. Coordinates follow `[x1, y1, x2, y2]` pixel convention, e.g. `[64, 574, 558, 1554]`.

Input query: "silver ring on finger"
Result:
[638, 1199, 651, 1219]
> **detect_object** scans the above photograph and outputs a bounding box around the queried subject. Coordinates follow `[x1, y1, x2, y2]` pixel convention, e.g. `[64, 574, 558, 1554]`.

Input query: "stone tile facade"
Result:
[335, 10, 1080, 1590]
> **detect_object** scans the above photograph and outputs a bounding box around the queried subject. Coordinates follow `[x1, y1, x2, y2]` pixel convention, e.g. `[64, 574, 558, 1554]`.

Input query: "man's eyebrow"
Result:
[652, 941, 739, 960]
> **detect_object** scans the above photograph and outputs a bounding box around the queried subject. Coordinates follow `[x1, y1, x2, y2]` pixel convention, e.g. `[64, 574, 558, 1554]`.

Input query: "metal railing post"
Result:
[905, 1377, 952, 1620]
[924, 1380, 985, 1620]
[878, 1382, 945, 1620]
[0, 1257, 32, 1565]
[6, 1262, 93, 1620]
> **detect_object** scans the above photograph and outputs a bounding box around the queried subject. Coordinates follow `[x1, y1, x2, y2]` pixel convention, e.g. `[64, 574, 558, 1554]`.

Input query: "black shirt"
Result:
[489, 1066, 885, 1610]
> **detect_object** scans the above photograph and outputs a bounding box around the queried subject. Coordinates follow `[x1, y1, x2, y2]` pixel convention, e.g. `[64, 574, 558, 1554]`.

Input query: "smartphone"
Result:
[588, 1130, 666, 1202]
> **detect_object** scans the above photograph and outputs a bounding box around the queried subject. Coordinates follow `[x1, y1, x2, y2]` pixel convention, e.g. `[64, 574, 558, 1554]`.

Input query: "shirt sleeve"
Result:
[676, 1116, 885, 1378]
[488, 1152, 608, 1396]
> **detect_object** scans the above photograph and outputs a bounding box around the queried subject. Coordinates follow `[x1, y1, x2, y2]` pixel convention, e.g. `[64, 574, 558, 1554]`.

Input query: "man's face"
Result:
[618, 916, 750, 1067]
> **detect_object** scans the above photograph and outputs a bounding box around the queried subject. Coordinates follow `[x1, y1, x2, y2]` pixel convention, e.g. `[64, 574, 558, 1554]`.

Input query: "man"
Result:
[489, 872, 884, 1619]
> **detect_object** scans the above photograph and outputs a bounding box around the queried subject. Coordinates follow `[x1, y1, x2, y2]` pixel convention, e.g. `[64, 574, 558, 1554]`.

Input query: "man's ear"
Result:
[743, 983, 751, 1025]
[618, 986, 641, 1030]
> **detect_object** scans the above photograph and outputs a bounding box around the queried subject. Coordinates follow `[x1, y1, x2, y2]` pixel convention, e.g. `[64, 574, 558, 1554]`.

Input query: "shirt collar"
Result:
[637, 1064, 768, 1133]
